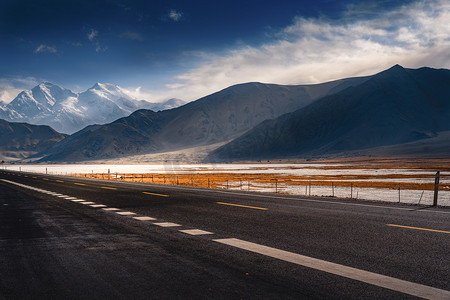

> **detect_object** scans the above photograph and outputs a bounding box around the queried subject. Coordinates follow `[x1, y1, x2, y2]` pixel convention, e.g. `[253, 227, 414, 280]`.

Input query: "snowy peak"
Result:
[1, 82, 185, 134]
[88, 83, 132, 100]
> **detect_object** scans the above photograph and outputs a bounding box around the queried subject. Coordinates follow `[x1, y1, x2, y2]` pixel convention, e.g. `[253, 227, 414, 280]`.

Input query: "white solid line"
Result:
[153, 222, 181, 227]
[133, 216, 156, 221]
[116, 211, 136, 216]
[102, 208, 120, 211]
[90, 204, 107, 208]
[214, 238, 450, 300]
[80, 202, 95, 205]
[179, 229, 213, 235]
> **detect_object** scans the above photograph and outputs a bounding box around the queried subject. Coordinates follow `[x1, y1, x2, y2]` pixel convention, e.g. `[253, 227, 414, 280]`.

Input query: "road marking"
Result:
[64, 197, 78, 200]
[154, 222, 181, 227]
[133, 216, 157, 221]
[71, 199, 85, 202]
[100, 186, 117, 190]
[214, 238, 450, 299]
[142, 191, 169, 197]
[57, 195, 69, 198]
[90, 204, 107, 208]
[217, 202, 267, 210]
[387, 224, 450, 234]
[43, 178, 49, 180]
[55, 180, 64, 183]
[32, 177, 37, 179]
[179, 229, 213, 235]
[116, 211, 136, 216]
[102, 208, 120, 211]
[74, 183, 86, 186]
[80, 202, 95, 205]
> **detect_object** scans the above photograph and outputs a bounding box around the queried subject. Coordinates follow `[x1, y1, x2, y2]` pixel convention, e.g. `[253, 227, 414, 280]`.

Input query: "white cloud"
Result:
[168, 9, 182, 22]
[86, 29, 107, 52]
[121, 86, 156, 101]
[0, 77, 39, 104]
[87, 29, 98, 41]
[34, 44, 57, 54]
[160, 0, 450, 102]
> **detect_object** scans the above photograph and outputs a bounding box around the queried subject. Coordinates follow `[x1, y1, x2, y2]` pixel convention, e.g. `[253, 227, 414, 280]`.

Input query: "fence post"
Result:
[433, 171, 440, 206]
[108, 169, 110, 180]
[208, 178, 210, 188]
[350, 183, 353, 198]
[398, 186, 401, 203]
[332, 182, 334, 197]
[275, 179, 278, 193]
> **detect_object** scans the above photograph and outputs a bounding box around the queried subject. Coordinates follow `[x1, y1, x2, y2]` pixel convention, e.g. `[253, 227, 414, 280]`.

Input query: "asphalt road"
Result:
[0, 170, 449, 299]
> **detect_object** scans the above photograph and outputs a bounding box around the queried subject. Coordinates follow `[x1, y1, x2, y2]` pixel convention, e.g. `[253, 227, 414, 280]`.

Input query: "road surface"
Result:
[1, 170, 449, 299]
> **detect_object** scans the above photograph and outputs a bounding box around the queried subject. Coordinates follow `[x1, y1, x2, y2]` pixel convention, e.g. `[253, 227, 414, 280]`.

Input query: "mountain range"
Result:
[209, 65, 450, 161]
[32, 76, 369, 162]
[1, 65, 449, 163]
[0, 82, 185, 134]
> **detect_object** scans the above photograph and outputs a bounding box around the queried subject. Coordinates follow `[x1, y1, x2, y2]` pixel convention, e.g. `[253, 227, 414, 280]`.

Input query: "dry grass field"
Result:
[69, 158, 450, 193]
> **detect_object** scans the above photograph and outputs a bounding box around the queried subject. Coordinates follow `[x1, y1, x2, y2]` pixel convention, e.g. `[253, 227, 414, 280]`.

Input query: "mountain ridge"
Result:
[209, 65, 450, 161]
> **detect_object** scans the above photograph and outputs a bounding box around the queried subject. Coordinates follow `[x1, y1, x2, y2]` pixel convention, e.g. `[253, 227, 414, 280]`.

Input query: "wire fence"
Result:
[65, 172, 450, 207]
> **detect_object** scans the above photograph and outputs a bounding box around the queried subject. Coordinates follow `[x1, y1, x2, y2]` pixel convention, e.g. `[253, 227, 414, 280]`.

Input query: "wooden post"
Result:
[108, 169, 110, 180]
[350, 183, 353, 198]
[332, 182, 334, 197]
[433, 171, 440, 206]
[398, 186, 401, 203]
[208, 178, 210, 188]
[177, 176, 179, 185]
[275, 179, 278, 193]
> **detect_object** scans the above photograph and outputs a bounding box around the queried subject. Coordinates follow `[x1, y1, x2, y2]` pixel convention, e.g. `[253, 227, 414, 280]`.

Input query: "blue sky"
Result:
[0, 0, 449, 103]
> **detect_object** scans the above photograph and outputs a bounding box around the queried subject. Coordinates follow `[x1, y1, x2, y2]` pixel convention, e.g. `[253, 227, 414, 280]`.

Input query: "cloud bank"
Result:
[162, 0, 450, 101]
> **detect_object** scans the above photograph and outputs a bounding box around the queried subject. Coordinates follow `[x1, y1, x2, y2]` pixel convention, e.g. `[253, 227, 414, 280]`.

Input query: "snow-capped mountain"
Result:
[0, 82, 185, 134]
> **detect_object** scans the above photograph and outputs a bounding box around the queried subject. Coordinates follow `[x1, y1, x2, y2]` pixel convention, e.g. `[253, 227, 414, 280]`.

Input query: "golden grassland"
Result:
[68, 158, 450, 192]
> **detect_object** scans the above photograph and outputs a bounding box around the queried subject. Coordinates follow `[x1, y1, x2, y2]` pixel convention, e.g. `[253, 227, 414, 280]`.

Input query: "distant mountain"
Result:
[209, 65, 450, 161]
[0, 83, 185, 134]
[0, 119, 66, 161]
[35, 77, 368, 162]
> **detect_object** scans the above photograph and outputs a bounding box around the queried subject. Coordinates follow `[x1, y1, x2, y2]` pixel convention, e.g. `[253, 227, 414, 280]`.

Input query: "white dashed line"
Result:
[116, 211, 136, 216]
[90, 204, 107, 208]
[71, 199, 85, 202]
[133, 216, 157, 221]
[80, 202, 95, 205]
[154, 222, 181, 227]
[102, 208, 120, 211]
[179, 229, 213, 235]
[58, 195, 69, 198]
[65, 197, 78, 200]
[214, 238, 450, 299]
